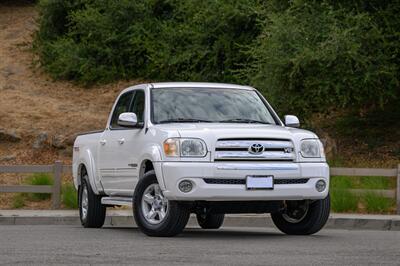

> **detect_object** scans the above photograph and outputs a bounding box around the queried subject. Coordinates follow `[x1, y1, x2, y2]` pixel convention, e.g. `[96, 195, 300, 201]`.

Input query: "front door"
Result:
[113, 90, 146, 196]
[98, 90, 134, 195]
[98, 89, 146, 196]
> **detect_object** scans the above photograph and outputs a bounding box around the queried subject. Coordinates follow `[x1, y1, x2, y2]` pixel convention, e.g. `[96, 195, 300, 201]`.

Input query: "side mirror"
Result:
[118, 112, 138, 127]
[284, 115, 300, 128]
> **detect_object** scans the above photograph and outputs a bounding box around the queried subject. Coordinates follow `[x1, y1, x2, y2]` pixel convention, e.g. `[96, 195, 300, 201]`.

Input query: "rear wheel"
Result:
[78, 174, 106, 228]
[196, 213, 225, 229]
[271, 195, 330, 235]
[133, 170, 190, 237]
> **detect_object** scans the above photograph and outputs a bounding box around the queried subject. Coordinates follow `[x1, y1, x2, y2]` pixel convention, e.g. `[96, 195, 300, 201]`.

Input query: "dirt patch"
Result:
[0, 1, 141, 166]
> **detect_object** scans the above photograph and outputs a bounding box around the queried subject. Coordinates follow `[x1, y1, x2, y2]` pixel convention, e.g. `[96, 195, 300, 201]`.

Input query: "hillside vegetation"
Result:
[33, 0, 400, 166]
[35, 0, 399, 119]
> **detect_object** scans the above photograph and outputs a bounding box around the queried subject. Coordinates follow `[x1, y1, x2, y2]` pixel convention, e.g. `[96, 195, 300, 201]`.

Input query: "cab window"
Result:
[110, 91, 134, 129]
[131, 90, 145, 124]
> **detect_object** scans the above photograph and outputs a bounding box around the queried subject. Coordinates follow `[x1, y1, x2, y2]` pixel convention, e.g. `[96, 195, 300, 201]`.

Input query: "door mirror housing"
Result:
[118, 112, 138, 127]
[284, 115, 300, 128]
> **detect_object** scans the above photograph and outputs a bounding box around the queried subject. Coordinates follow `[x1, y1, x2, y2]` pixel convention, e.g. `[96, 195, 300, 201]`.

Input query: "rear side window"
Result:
[110, 91, 134, 129]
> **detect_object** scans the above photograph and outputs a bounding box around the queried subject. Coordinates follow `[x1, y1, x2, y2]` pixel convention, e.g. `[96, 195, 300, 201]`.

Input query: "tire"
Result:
[133, 170, 190, 237]
[78, 175, 106, 228]
[196, 213, 225, 229]
[271, 194, 330, 235]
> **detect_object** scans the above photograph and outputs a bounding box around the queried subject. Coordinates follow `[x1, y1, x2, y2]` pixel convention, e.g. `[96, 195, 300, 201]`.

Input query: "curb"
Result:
[0, 210, 399, 231]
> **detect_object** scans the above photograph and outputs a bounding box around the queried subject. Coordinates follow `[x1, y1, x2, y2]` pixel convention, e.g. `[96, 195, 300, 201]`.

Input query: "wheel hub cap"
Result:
[141, 184, 169, 225]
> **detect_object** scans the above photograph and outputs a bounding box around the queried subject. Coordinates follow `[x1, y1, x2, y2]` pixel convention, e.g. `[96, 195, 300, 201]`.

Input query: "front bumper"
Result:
[159, 162, 329, 201]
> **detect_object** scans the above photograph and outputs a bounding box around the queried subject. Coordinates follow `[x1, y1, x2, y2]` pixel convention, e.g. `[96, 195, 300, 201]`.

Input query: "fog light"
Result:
[179, 180, 193, 193]
[315, 179, 326, 192]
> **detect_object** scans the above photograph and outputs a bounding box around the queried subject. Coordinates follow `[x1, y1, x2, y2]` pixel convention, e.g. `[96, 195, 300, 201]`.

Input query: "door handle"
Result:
[118, 138, 125, 145]
[100, 139, 106, 145]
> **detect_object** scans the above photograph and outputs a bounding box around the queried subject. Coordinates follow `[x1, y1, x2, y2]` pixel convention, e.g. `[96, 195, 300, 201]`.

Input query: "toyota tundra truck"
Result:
[72, 82, 330, 237]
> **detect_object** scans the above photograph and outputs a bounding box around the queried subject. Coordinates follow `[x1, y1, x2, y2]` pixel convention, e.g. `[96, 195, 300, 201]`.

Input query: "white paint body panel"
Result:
[72, 82, 329, 201]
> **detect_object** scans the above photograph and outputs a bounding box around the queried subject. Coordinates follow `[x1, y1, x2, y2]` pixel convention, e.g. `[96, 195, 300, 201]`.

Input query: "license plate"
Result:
[246, 176, 274, 190]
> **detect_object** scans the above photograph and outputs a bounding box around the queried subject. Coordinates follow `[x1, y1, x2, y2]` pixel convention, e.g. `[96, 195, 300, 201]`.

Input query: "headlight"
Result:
[181, 139, 206, 157]
[300, 139, 321, 158]
[163, 138, 207, 157]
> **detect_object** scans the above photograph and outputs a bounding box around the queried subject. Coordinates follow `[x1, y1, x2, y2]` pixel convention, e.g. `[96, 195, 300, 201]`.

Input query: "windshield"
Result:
[151, 88, 278, 125]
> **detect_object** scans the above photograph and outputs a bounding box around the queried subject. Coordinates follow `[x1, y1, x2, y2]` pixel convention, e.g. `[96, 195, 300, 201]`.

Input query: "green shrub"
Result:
[357, 177, 393, 190]
[331, 176, 395, 190]
[26, 173, 53, 201]
[245, 1, 400, 117]
[12, 194, 26, 209]
[35, 0, 400, 119]
[330, 176, 353, 189]
[362, 192, 395, 213]
[330, 176, 395, 213]
[62, 183, 78, 209]
[35, 0, 262, 84]
[330, 189, 358, 212]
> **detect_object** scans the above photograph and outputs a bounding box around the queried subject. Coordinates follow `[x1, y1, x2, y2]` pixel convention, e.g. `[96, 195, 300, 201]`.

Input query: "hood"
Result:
[154, 123, 318, 151]
[178, 123, 315, 138]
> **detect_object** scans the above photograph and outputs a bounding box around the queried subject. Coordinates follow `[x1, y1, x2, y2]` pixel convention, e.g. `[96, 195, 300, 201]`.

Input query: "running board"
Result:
[101, 196, 132, 206]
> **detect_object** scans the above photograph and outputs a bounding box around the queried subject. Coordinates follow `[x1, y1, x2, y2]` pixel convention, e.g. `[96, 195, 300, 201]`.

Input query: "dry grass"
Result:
[0, 1, 143, 163]
[0, 1, 144, 209]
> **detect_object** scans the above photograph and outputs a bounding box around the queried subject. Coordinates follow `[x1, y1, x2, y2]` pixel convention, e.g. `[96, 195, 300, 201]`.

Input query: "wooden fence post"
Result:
[52, 161, 62, 209]
[397, 164, 400, 215]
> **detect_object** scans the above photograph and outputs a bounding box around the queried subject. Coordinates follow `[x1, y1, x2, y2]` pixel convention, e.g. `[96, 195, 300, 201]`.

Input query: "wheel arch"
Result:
[139, 159, 154, 178]
[74, 148, 101, 194]
[76, 163, 87, 187]
[138, 145, 165, 189]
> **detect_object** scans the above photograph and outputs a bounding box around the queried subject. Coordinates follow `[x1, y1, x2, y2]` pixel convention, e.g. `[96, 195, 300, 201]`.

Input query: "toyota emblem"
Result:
[248, 143, 264, 154]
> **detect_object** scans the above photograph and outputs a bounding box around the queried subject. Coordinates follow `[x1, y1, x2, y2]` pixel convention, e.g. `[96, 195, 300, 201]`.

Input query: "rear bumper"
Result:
[159, 162, 329, 201]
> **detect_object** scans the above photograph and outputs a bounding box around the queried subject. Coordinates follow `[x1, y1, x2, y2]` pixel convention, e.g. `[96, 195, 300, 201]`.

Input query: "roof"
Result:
[150, 82, 255, 90]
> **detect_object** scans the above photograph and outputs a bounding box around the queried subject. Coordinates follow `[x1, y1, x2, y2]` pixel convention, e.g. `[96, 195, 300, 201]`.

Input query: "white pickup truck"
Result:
[72, 82, 330, 237]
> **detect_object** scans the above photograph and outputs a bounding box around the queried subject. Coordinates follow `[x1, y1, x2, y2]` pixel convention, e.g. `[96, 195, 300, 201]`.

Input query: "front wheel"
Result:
[271, 194, 330, 235]
[133, 170, 190, 237]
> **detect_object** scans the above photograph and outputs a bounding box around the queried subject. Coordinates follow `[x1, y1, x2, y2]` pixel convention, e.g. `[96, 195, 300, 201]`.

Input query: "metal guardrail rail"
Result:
[0, 162, 399, 213]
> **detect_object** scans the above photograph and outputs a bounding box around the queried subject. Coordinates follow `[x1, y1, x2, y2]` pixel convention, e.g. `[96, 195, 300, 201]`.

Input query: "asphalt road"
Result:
[0, 225, 399, 265]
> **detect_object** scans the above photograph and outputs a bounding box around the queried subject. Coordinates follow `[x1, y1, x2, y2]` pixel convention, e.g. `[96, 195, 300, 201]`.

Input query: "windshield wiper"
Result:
[158, 118, 212, 124]
[218, 118, 271, 124]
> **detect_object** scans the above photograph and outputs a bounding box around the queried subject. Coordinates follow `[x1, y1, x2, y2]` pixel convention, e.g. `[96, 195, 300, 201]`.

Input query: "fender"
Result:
[138, 144, 166, 189]
[76, 147, 103, 195]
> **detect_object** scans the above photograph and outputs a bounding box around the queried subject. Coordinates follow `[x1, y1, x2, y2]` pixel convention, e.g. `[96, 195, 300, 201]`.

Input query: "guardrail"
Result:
[0, 162, 399, 213]
[0, 161, 71, 209]
[330, 166, 399, 214]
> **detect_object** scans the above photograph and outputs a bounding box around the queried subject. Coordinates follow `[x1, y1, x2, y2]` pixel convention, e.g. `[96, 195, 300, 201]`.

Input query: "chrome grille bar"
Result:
[216, 140, 293, 149]
[214, 151, 294, 161]
[214, 139, 295, 161]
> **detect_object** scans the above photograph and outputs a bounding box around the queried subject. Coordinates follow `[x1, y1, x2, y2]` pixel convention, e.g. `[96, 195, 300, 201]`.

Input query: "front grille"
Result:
[203, 178, 309, 185]
[214, 138, 295, 162]
[204, 178, 246, 185]
[275, 178, 309, 184]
